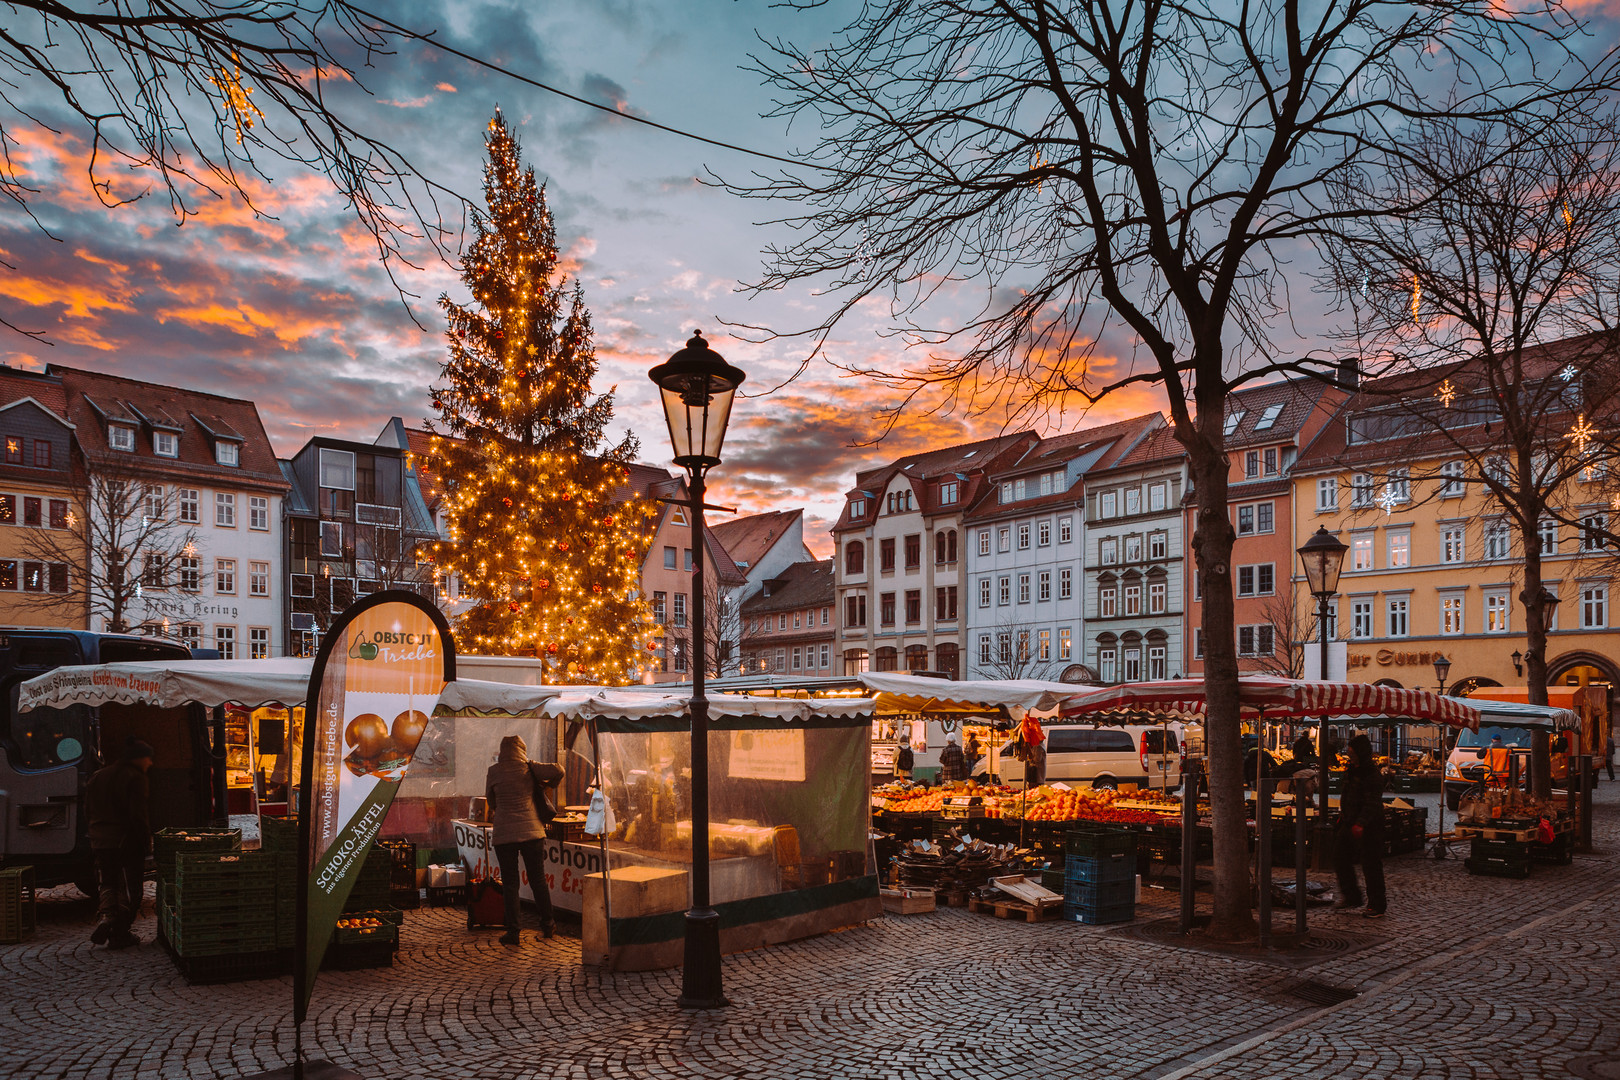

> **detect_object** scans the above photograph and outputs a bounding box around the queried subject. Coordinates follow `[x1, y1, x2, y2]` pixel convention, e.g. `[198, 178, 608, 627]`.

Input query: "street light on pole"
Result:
[1432, 654, 1451, 695]
[649, 330, 745, 1011]
[1296, 526, 1348, 682]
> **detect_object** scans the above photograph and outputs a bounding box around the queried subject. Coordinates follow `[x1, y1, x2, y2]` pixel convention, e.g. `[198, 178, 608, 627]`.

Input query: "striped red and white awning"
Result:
[1058, 676, 1479, 730]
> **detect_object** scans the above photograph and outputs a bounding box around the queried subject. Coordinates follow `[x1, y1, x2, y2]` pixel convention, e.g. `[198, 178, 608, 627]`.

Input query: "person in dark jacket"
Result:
[939, 735, 968, 782]
[1334, 733, 1386, 918]
[85, 738, 154, 948]
[485, 735, 555, 944]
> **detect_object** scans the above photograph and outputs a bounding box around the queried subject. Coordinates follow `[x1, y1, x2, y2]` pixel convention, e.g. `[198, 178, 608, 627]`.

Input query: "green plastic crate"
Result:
[155, 828, 240, 881]
[0, 865, 37, 944]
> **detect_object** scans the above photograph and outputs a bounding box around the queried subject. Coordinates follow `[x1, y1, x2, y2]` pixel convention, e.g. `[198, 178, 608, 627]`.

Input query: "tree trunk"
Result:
[1519, 549, 1553, 798]
[1182, 423, 1253, 941]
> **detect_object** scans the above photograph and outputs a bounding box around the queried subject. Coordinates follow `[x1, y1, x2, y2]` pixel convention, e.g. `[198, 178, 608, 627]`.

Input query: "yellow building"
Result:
[0, 367, 87, 629]
[1292, 374, 1620, 705]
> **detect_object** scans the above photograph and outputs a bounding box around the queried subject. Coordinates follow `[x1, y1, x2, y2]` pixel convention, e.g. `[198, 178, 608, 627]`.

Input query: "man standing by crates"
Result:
[85, 738, 154, 949]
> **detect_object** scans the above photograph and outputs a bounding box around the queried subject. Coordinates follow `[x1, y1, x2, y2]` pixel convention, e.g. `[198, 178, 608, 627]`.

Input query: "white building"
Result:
[1081, 420, 1188, 683]
[963, 415, 1161, 680]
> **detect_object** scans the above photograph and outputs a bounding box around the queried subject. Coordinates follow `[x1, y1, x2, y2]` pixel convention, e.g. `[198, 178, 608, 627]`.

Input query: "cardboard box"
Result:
[880, 887, 937, 915]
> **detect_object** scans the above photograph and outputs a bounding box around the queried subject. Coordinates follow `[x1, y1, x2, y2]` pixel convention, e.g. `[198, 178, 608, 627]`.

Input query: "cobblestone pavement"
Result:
[5, 785, 1618, 1080]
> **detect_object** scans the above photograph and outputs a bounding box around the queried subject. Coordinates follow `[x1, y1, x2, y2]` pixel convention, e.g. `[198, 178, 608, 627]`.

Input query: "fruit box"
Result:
[880, 887, 937, 915]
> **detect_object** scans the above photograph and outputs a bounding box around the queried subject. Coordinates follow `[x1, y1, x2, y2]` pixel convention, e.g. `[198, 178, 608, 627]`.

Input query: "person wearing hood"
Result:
[1334, 732, 1386, 918]
[485, 735, 556, 943]
[85, 737, 155, 948]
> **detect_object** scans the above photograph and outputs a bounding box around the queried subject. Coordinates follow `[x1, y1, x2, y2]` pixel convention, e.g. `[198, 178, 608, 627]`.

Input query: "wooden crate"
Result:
[880, 888, 937, 915]
[967, 896, 1063, 923]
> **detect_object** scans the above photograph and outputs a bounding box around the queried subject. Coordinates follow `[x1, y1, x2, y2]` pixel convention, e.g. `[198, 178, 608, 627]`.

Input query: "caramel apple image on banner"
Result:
[342, 709, 433, 779]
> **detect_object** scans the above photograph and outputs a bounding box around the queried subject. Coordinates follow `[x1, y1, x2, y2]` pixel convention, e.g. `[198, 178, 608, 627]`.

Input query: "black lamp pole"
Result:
[1297, 526, 1348, 682]
[649, 330, 744, 1011]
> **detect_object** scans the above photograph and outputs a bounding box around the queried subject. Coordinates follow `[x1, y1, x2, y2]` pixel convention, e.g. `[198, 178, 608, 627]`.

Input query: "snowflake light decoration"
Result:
[1569, 413, 1598, 454]
[1031, 149, 1048, 193]
[1410, 275, 1422, 325]
[1377, 485, 1400, 515]
[1611, 493, 1620, 512]
[1436, 379, 1457, 407]
[1560, 363, 1579, 382]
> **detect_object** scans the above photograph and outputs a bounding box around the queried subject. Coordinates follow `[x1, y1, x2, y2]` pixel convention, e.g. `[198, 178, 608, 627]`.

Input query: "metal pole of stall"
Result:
[1257, 773, 1273, 948]
[211, 705, 229, 826]
[1179, 759, 1199, 933]
[1295, 770, 1308, 935]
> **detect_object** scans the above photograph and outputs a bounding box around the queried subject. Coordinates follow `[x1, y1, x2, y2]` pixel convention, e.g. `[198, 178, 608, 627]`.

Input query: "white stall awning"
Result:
[857, 671, 1084, 714]
[18, 657, 314, 712]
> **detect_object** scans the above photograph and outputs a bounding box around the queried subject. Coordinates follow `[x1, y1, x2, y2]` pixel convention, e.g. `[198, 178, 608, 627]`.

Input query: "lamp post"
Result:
[649, 330, 744, 1010]
[1432, 654, 1451, 695]
[1511, 649, 1524, 678]
[1296, 527, 1348, 682]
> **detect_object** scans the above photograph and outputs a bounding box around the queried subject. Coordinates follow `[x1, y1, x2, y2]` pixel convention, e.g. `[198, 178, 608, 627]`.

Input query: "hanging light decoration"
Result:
[1569, 413, 1598, 454]
[1410, 273, 1422, 326]
[1436, 379, 1457, 407]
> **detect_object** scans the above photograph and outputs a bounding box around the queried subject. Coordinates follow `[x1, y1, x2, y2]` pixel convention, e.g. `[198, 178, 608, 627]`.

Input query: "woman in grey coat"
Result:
[485, 735, 555, 943]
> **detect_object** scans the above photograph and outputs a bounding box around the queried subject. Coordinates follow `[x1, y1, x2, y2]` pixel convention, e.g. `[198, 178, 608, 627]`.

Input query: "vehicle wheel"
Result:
[1092, 777, 1117, 790]
[1445, 789, 1462, 811]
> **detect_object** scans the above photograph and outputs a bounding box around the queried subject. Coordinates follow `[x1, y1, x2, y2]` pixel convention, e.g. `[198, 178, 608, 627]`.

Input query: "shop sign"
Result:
[452, 819, 604, 914]
[1348, 648, 1446, 669]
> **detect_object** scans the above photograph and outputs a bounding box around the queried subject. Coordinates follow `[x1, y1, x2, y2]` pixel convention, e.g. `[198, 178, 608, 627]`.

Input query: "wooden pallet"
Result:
[935, 887, 970, 907]
[1455, 824, 1537, 842]
[967, 896, 1063, 923]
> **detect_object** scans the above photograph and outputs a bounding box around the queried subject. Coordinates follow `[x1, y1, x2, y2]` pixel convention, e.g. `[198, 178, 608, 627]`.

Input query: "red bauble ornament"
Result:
[495, 330, 505, 339]
[557, 542, 570, 552]
[602, 516, 615, 527]
[546, 643, 558, 655]
[592, 584, 602, 594]
[508, 601, 520, 612]
[537, 579, 551, 589]
[502, 497, 513, 507]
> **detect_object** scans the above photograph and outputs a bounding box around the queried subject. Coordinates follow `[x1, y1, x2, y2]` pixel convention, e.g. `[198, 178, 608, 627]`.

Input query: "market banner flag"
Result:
[294, 591, 455, 1020]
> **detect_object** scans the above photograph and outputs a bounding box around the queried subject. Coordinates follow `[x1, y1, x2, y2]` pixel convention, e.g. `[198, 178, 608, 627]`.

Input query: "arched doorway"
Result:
[1448, 676, 1501, 697]
[1549, 650, 1618, 722]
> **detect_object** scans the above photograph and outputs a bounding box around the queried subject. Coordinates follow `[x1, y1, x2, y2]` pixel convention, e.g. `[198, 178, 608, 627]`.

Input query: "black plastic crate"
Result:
[1064, 827, 1137, 859]
[169, 946, 290, 985]
[324, 939, 395, 971]
[258, 815, 299, 853]
[1065, 854, 1136, 886]
[1062, 899, 1135, 925]
[1465, 856, 1531, 879]
[1063, 879, 1134, 908]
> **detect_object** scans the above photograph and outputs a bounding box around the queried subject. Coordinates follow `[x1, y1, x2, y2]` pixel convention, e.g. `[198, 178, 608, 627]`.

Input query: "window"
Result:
[1099, 648, 1117, 683]
[1317, 478, 1338, 511]
[1386, 596, 1409, 638]
[1149, 483, 1167, 512]
[1442, 525, 1465, 564]
[1539, 519, 1558, 556]
[935, 530, 957, 565]
[21, 560, 42, 592]
[979, 578, 992, 607]
[1351, 473, 1374, 507]
[664, 546, 677, 570]
[1238, 625, 1275, 656]
[673, 592, 687, 628]
[1224, 410, 1246, 436]
[0, 493, 16, 525]
[320, 521, 343, 557]
[1388, 468, 1411, 504]
[178, 557, 200, 592]
[938, 481, 959, 505]
[849, 499, 866, 519]
[140, 484, 163, 522]
[1000, 481, 1013, 504]
[245, 626, 269, 660]
[1236, 563, 1275, 596]
[1388, 531, 1410, 568]
[1264, 448, 1278, 476]
[822, 607, 830, 625]
[1237, 505, 1254, 535]
[1124, 584, 1141, 615]
[250, 561, 269, 597]
[845, 594, 867, 627]
[319, 448, 354, 489]
[1441, 594, 1464, 635]
[1582, 514, 1608, 552]
[978, 530, 991, 557]
[880, 537, 896, 572]
[1485, 521, 1511, 560]
[1059, 628, 1072, 660]
[1122, 647, 1141, 682]
[215, 492, 235, 527]
[108, 424, 135, 452]
[1351, 599, 1373, 640]
[1059, 517, 1073, 543]
[1038, 571, 1051, 602]
[979, 634, 992, 666]
[845, 542, 864, 575]
[1038, 520, 1051, 546]
[684, 549, 693, 572]
[1149, 532, 1167, 560]
[794, 610, 802, 629]
[2, 438, 18, 465]
[1245, 451, 1260, 479]
[1149, 581, 1166, 614]
[249, 497, 269, 531]
[1125, 488, 1141, 515]
[936, 586, 957, 620]
[214, 626, 236, 661]
[1352, 535, 1373, 572]
[215, 559, 236, 594]
[792, 647, 802, 671]
[1038, 629, 1051, 661]
[21, 497, 38, 527]
[1583, 584, 1608, 629]
[1100, 586, 1117, 617]
[140, 552, 164, 589]
[1440, 460, 1465, 497]
[1017, 574, 1030, 604]
[1015, 479, 1027, 501]
[32, 440, 49, 469]
[1194, 630, 1204, 658]
[673, 640, 689, 674]
[1099, 491, 1117, 518]
[1059, 568, 1073, 600]
[1486, 592, 1510, 633]
[154, 431, 178, 457]
[998, 633, 1012, 664]
[1100, 538, 1117, 564]
[179, 489, 200, 523]
[1484, 456, 1510, 485]
[1254, 403, 1285, 430]
[176, 623, 201, 649]
[216, 441, 240, 467]
[905, 590, 921, 623]
[48, 499, 66, 529]
[904, 534, 921, 570]
[1125, 535, 1143, 562]
[998, 576, 1011, 605]
[820, 644, 831, 668]
[1017, 523, 1030, 550]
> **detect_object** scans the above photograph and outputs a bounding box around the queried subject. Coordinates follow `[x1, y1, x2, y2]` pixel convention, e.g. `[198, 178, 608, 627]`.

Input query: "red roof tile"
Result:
[710, 508, 803, 571]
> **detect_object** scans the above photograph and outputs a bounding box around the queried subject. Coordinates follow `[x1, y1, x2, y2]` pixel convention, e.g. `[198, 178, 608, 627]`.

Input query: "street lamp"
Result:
[1297, 526, 1348, 682]
[1539, 586, 1560, 631]
[1432, 654, 1451, 695]
[649, 330, 745, 1011]
[1511, 649, 1524, 678]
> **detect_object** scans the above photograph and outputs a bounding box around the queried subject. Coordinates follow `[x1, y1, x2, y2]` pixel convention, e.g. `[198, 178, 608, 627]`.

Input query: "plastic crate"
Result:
[1063, 826, 1137, 859]
[0, 865, 37, 944]
[1063, 900, 1135, 925]
[1062, 880, 1134, 909]
[172, 926, 280, 958]
[170, 947, 290, 985]
[324, 939, 395, 971]
[176, 850, 276, 885]
[1465, 856, 1531, 879]
[1039, 868, 1066, 894]
[258, 815, 299, 853]
[345, 907, 404, 926]
[155, 828, 241, 881]
[334, 918, 398, 947]
[1530, 835, 1573, 865]
[1065, 852, 1136, 885]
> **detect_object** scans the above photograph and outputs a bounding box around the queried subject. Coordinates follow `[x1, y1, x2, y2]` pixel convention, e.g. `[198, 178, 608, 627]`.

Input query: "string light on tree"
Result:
[425, 110, 655, 681]
[1410, 273, 1422, 325]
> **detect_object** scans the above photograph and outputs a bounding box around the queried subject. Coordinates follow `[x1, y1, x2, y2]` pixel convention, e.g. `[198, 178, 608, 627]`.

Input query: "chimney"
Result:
[1338, 356, 1360, 390]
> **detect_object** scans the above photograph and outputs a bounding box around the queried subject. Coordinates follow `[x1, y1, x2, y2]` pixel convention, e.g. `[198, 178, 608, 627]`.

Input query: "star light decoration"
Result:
[1569, 413, 1598, 454]
[1410, 275, 1422, 325]
[208, 53, 264, 145]
[1560, 363, 1579, 382]
[1436, 379, 1457, 407]
[1377, 485, 1401, 515]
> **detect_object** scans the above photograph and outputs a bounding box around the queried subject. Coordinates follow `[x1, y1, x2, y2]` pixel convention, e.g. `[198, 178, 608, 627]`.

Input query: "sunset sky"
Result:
[5, 1, 1619, 556]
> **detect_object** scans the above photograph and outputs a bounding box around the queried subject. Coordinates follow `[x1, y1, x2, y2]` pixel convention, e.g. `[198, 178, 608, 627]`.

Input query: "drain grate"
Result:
[1282, 978, 1358, 1007]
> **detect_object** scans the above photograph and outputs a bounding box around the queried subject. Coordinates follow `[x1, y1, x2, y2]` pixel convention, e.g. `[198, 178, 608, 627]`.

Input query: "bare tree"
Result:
[974, 614, 1063, 681]
[1255, 588, 1315, 680]
[0, 2, 473, 336]
[22, 461, 198, 633]
[725, 0, 1618, 938]
[1322, 113, 1620, 795]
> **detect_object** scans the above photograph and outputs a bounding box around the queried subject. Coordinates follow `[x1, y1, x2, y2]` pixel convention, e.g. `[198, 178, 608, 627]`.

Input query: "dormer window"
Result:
[109, 424, 135, 452]
[850, 500, 866, 519]
[215, 440, 240, 466]
[154, 431, 178, 458]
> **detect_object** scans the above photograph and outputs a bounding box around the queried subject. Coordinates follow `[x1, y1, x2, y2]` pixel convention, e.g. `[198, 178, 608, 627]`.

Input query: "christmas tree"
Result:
[425, 110, 657, 681]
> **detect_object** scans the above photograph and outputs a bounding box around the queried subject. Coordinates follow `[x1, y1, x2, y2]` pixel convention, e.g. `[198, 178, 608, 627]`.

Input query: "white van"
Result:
[986, 724, 1183, 790]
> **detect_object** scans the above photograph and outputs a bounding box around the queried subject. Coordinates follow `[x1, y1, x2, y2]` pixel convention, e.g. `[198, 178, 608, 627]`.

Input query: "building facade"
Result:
[1082, 422, 1188, 683]
[832, 434, 1037, 679]
[739, 559, 836, 676]
[56, 367, 286, 656]
[1183, 380, 1348, 675]
[0, 367, 85, 628]
[962, 415, 1160, 681]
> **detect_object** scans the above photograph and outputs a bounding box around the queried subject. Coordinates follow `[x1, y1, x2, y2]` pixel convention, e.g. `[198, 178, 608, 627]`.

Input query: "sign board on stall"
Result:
[452, 818, 605, 914]
[728, 728, 805, 782]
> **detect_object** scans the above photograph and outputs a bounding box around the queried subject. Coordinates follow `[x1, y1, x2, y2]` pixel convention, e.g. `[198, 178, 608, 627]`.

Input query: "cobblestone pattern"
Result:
[4, 787, 1617, 1080]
